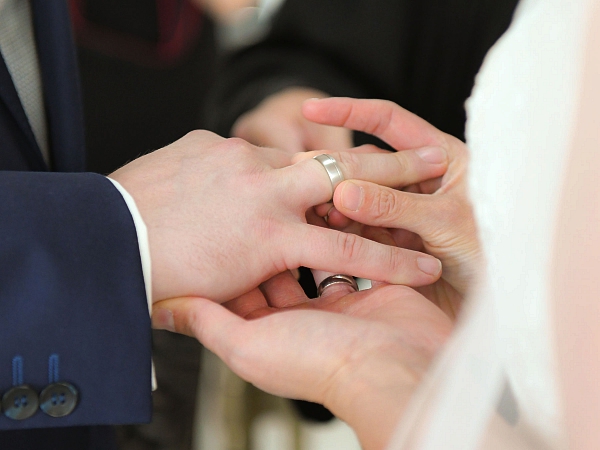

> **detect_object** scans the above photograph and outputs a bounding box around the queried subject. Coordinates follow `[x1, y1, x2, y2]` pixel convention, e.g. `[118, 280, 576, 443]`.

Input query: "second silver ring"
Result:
[317, 274, 359, 297]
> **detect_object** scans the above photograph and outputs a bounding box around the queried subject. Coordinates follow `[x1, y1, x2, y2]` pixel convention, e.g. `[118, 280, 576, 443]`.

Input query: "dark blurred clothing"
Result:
[207, 0, 520, 143]
[73, 0, 216, 175]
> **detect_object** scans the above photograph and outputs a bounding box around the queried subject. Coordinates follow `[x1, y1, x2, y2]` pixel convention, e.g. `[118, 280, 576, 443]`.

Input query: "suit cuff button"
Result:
[1, 385, 39, 420]
[39, 382, 78, 417]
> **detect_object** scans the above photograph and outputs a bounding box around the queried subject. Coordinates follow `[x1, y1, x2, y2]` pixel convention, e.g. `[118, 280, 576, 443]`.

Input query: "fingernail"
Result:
[417, 257, 442, 276]
[340, 182, 363, 211]
[152, 308, 175, 332]
[416, 147, 447, 164]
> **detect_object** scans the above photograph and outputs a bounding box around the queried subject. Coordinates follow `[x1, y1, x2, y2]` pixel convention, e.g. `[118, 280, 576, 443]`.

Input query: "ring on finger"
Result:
[317, 274, 359, 297]
[313, 154, 344, 200]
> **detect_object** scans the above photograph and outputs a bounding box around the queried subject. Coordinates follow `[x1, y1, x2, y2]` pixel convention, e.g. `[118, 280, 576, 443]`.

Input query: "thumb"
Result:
[152, 297, 244, 353]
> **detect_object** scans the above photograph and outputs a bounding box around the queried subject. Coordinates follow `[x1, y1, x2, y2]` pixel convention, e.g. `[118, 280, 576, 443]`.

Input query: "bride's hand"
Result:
[298, 97, 480, 316]
[152, 271, 453, 450]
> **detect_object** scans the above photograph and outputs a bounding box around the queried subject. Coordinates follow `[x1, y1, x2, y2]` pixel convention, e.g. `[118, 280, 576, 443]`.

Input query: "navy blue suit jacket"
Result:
[0, 1, 152, 448]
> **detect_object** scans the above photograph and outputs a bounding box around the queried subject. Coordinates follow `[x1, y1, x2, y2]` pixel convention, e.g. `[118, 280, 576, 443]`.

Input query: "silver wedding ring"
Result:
[313, 154, 344, 199]
[317, 274, 359, 297]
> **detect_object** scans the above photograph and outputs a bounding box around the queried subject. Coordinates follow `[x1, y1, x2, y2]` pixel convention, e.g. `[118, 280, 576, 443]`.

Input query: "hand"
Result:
[192, 0, 256, 22]
[299, 98, 480, 314]
[232, 87, 353, 153]
[153, 272, 453, 450]
[109, 130, 445, 304]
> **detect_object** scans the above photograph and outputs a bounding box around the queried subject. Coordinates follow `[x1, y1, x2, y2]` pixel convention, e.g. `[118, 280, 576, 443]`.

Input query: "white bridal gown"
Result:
[387, 0, 598, 448]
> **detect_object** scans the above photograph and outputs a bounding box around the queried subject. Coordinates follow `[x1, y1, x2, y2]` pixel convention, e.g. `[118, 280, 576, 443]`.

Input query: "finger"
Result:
[325, 218, 396, 249]
[278, 157, 337, 207]
[302, 97, 444, 150]
[223, 288, 268, 319]
[312, 270, 359, 299]
[334, 180, 440, 234]
[313, 204, 354, 230]
[250, 145, 296, 169]
[306, 207, 328, 228]
[260, 271, 308, 308]
[331, 146, 447, 187]
[153, 297, 245, 355]
[233, 114, 306, 154]
[325, 207, 354, 229]
[285, 224, 442, 286]
[311, 146, 447, 187]
[280, 146, 447, 208]
[291, 144, 390, 165]
[154, 297, 341, 404]
[304, 122, 353, 151]
[152, 298, 275, 383]
[314, 202, 334, 218]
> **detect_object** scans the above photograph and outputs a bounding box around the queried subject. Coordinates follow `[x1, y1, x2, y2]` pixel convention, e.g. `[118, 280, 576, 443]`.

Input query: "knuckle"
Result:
[386, 247, 409, 275]
[336, 152, 361, 179]
[371, 188, 402, 222]
[391, 152, 408, 176]
[185, 129, 216, 142]
[337, 232, 363, 261]
[225, 136, 252, 150]
[185, 129, 204, 139]
[222, 137, 257, 159]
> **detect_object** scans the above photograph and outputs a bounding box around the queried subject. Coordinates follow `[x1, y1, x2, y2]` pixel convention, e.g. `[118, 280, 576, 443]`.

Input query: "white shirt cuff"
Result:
[107, 177, 157, 391]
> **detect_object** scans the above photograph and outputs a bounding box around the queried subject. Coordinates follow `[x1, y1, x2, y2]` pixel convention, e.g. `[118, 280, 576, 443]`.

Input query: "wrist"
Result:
[323, 336, 429, 450]
[108, 163, 169, 303]
[106, 176, 154, 309]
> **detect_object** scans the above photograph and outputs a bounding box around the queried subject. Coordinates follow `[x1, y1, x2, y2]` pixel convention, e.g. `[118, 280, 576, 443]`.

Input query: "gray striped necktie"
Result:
[0, 0, 50, 166]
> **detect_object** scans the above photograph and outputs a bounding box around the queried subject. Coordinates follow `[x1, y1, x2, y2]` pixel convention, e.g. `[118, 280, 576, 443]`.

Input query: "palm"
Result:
[222, 272, 453, 361]
[153, 272, 454, 446]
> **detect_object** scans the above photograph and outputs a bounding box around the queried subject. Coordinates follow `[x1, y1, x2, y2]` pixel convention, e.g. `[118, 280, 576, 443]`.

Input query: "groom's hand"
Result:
[110, 130, 446, 304]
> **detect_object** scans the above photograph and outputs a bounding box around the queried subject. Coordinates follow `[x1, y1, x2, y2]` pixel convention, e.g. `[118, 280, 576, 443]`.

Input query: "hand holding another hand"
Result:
[299, 98, 481, 315]
[109, 130, 446, 305]
[153, 272, 453, 450]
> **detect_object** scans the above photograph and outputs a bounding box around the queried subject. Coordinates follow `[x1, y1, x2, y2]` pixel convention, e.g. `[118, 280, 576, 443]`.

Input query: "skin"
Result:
[153, 272, 453, 450]
[151, 79, 600, 448]
[109, 130, 446, 304]
[296, 97, 480, 316]
[149, 98, 506, 449]
[233, 89, 475, 315]
[193, 0, 257, 22]
[232, 87, 353, 154]
[153, 5, 600, 447]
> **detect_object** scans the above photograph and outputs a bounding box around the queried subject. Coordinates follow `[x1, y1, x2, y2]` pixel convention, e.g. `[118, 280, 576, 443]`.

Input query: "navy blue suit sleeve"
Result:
[0, 171, 152, 429]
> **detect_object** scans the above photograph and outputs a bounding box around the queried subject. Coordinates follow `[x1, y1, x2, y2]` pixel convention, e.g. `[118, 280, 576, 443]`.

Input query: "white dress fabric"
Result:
[387, 0, 596, 448]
